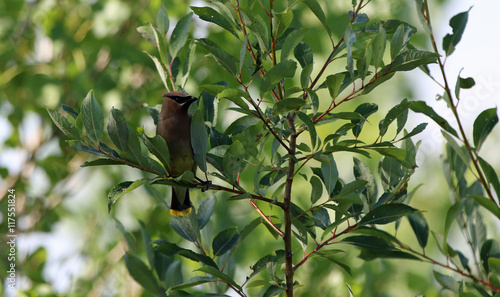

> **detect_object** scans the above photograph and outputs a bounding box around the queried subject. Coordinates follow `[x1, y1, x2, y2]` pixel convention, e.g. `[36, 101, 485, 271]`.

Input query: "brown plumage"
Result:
[157, 91, 198, 216]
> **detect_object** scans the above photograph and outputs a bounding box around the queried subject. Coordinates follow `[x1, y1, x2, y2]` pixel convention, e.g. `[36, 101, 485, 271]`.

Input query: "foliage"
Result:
[2, 0, 499, 296]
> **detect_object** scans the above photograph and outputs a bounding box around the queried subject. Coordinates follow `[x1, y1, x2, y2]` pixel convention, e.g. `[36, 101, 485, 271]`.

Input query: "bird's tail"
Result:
[170, 186, 192, 216]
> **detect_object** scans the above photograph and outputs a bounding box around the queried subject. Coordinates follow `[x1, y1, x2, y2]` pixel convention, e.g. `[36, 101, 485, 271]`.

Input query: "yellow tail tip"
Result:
[170, 208, 192, 216]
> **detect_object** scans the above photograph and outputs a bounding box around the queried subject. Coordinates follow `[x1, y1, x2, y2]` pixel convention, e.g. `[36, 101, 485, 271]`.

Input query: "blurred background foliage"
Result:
[1, 0, 498, 296]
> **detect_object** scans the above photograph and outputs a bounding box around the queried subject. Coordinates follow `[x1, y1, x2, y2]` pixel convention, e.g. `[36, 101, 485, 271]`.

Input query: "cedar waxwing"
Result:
[157, 91, 198, 216]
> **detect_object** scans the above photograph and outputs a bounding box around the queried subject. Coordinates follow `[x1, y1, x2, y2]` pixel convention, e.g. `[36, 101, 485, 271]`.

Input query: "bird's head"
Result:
[163, 92, 198, 109]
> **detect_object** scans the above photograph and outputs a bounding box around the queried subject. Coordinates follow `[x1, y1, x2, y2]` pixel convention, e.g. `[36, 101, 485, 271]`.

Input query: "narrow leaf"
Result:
[170, 12, 193, 57]
[107, 107, 129, 153]
[81, 90, 104, 145]
[359, 204, 417, 226]
[212, 227, 240, 256]
[473, 107, 498, 151]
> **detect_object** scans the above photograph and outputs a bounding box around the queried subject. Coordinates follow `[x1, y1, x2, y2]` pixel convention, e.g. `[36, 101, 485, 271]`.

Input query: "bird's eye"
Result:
[170, 96, 196, 104]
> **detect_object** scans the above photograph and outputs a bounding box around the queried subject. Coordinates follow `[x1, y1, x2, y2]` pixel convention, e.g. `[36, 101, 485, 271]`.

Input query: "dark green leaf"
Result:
[196, 266, 241, 290]
[107, 107, 129, 153]
[353, 157, 377, 205]
[296, 111, 317, 148]
[62, 104, 79, 119]
[480, 239, 500, 274]
[222, 140, 246, 183]
[351, 103, 378, 137]
[139, 221, 154, 269]
[145, 52, 169, 90]
[294, 42, 313, 67]
[407, 212, 429, 248]
[370, 24, 386, 69]
[443, 8, 471, 56]
[212, 227, 240, 256]
[46, 107, 81, 140]
[272, 98, 305, 116]
[321, 155, 338, 195]
[124, 253, 160, 294]
[155, 241, 218, 268]
[472, 195, 500, 220]
[191, 110, 208, 172]
[473, 108, 498, 151]
[326, 73, 345, 99]
[379, 99, 410, 137]
[408, 101, 458, 137]
[225, 116, 260, 135]
[170, 216, 198, 242]
[197, 38, 238, 75]
[260, 60, 297, 95]
[388, 50, 439, 72]
[396, 123, 427, 141]
[310, 175, 323, 204]
[67, 140, 106, 157]
[342, 235, 395, 251]
[81, 90, 104, 145]
[303, 0, 332, 36]
[454, 69, 475, 99]
[142, 134, 170, 172]
[263, 285, 285, 297]
[170, 276, 218, 291]
[359, 204, 417, 226]
[478, 156, 500, 200]
[81, 158, 124, 167]
[170, 12, 193, 57]
[191, 6, 238, 37]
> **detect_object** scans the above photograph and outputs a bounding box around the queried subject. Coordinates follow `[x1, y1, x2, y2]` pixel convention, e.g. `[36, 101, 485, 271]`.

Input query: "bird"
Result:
[157, 91, 198, 216]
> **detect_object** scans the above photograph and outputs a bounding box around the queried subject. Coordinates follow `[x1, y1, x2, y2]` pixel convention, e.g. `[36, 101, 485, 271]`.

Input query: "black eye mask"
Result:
[169, 95, 198, 105]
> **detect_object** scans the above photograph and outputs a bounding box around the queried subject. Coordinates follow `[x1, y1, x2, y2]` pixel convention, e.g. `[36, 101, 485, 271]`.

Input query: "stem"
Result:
[283, 114, 297, 297]
[250, 199, 284, 237]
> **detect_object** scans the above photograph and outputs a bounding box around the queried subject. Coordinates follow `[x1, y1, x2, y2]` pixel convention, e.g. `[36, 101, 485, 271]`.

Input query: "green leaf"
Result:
[81, 90, 104, 145]
[107, 107, 129, 153]
[197, 196, 216, 229]
[157, 4, 169, 34]
[151, 24, 169, 71]
[272, 98, 305, 116]
[370, 147, 414, 168]
[169, 216, 198, 242]
[359, 204, 417, 226]
[396, 123, 427, 141]
[155, 241, 218, 268]
[137, 25, 155, 45]
[67, 140, 106, 157]
[407, 212, 429, 248]
[326, 73, 345, 99]
[222, 140, 246, 183]
[170, 12, 193, 57]
[353, 157, 377, 206]
[310, 175, 323, 204]
[472, 195, 500, 220]
[196, 266, 241, 290]
[191, 6, 238, 38]
[124, 125, 144, 166]
[301, 64, 314, 88]
[408, 101, 458, 137]
[390, 24, 412, 59]
[139, 221, 154, 269]
[170, 276, 218, 291]
[321, 155, 338, 195]
[142, 134, 170, 172]
[239, 35, 248, 74]
[46, 107, 81, 140]
[473, 107, 498, 151]
[443, 8, 471, 56]
[197, 38, 238, 75]
[379, 99, 410, 137]
[218, 88, 250, 111]
[191, 110, 208, 172]
[296, 111, 317, 148]
[454, 69, 475, 99]
[443, 201, 464, 252]
[351, 103, 378, 137]
[370, 23, 386, 69]
[478, 156, 500, 200]
[281, 28, 307, 62]
[294, 42, 313, 68]
[108, 180, 149, 212]
[313, 251, 352, 275]
[225, 116, 260, 135]
[302, 0, 332, 36]
[260, 60, 297, 95]
[263, 285, 285, 297]
[342, 235, 395, 251]
[433, 270, 459, 292]
[81, 158, 124, 167]
[273, 9, 293, 38]
[345, 24, 356, 78]
[124, 253, 161, 294]
[144, 52, 169, 90]
[388, 50, 439, 72]
[212, 227, 240, 256]
[480, 239, 500, 274]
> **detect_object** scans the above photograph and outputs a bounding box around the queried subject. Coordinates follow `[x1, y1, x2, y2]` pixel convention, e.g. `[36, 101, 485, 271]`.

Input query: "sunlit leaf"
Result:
[170, 12, 193, 57]
[473, 107, 498, 151]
